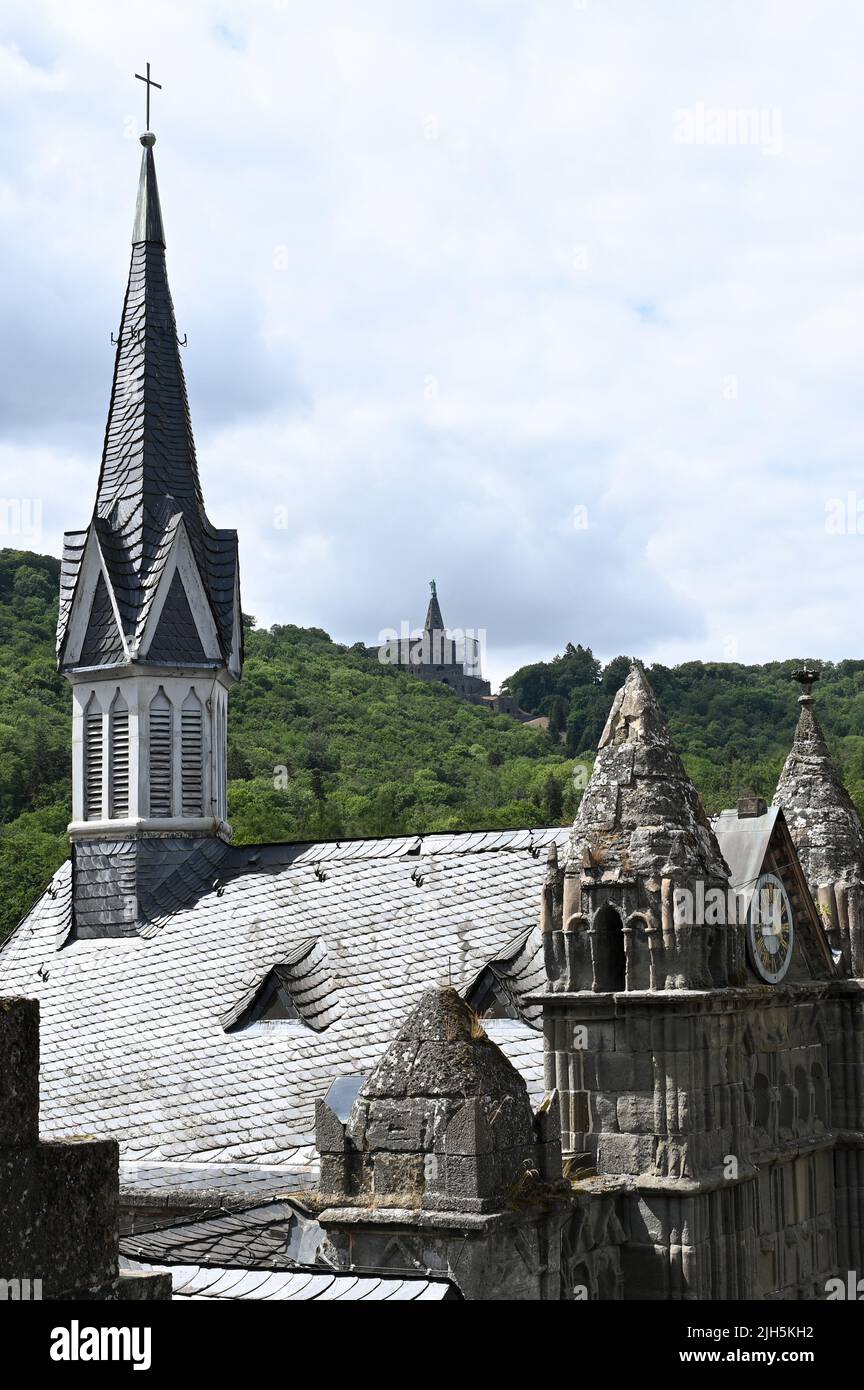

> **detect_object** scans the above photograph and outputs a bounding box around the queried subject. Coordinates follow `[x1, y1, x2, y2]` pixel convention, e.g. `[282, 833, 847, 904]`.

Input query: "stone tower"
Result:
[772, 669, 864, 1274]
[543, 661, 734, 1000]
[56, 129, 242, 936]
[773, 668, 864, 976]
[540, 662, 842, 1299]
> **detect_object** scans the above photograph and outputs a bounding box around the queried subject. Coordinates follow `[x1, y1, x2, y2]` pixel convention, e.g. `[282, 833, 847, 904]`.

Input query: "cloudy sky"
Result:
[2, 1, 863, 687]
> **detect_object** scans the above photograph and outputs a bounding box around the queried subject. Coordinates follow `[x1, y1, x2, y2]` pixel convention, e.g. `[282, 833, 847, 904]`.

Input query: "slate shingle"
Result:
[0, 828, 567, 1195]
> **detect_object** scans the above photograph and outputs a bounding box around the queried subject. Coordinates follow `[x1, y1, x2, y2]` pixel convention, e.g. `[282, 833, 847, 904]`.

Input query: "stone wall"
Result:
[542, 987, 848, 1299]
[0, 997, 170, 1300]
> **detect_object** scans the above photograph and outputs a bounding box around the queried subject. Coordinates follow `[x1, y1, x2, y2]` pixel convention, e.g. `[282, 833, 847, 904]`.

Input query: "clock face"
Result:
[748, 872, 794, 983]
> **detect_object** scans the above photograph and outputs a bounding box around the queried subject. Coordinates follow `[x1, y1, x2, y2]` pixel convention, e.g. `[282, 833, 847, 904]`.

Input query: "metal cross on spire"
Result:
[134, 61, 162, 131]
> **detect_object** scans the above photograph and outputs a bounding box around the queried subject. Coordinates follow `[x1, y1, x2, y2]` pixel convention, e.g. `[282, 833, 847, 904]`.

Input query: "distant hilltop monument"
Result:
[377, 580, 529, 719]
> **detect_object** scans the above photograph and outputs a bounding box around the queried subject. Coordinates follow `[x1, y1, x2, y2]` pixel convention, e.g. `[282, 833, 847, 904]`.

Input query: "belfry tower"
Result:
[540, 662, 842, 1299]
[56, 121, 242, 936]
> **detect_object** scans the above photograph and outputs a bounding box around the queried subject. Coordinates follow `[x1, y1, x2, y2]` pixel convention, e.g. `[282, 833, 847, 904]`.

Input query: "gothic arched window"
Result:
[109, 689, 130, 818]
[84, 692, 104, 821]
[149, 688, 173, 818]
[181, 688, 204, 817]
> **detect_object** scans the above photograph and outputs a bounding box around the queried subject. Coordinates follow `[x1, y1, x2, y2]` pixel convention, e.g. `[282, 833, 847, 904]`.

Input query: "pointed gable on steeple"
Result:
[78, 572, 125, 667]
[57, 132, 241, 676]
[146, 569, 207, 664]
[571, 661, 728, 881]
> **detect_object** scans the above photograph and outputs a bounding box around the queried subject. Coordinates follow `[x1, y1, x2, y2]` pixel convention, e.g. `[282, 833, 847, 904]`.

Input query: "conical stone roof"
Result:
[356, 986, 532, 1115]
[570, 662, 728, 881]
[774, 692, 864, 889]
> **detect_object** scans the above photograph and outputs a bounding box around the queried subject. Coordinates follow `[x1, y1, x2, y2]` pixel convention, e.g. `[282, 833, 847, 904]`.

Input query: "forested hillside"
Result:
[0, 551, 575, 940]
[2, 548, 862, 943]
[504, 643, 864, 816]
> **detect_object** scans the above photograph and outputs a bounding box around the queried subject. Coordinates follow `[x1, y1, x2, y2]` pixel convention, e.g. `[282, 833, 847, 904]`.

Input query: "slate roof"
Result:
[711, 807, 780, 915]
[146, 568, 207, 663]
[118, 1160, 316, 1207]
[120, 1199, 323, 1268]
[57, 136, 240, 669]
[463, 925, 547, 1028]
[0, 827, 565, 1194]
[78, 571, 125, 666]
[120, 1257, 457, 1300]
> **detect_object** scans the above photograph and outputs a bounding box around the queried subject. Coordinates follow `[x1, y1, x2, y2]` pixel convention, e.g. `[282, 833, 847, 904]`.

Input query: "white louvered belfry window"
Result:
[181, 688, 204, 816]
[149, 688, 173, 818]
[109, 690, 130, 819]
[84, 693, 103, 821]
[217, 690, 227, 817]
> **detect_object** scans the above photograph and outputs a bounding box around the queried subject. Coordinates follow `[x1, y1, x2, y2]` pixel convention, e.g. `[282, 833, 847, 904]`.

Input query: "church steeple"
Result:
[58, 132, 240, 670]
[57, 113, 241, 936]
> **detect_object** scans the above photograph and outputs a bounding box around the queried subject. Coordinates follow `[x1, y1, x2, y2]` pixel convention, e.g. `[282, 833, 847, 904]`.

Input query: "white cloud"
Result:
[2, 0, 863, 689]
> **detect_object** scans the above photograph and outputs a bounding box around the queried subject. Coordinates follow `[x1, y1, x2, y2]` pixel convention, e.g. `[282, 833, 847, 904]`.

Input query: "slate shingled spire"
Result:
[57, 126, 242, 935]
[132, 132, 165, 246]
[57, 133, 241, 670]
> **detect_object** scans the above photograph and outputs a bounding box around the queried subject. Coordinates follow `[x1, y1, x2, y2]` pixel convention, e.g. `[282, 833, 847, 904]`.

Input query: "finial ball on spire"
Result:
[140, 133, 156, 148]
